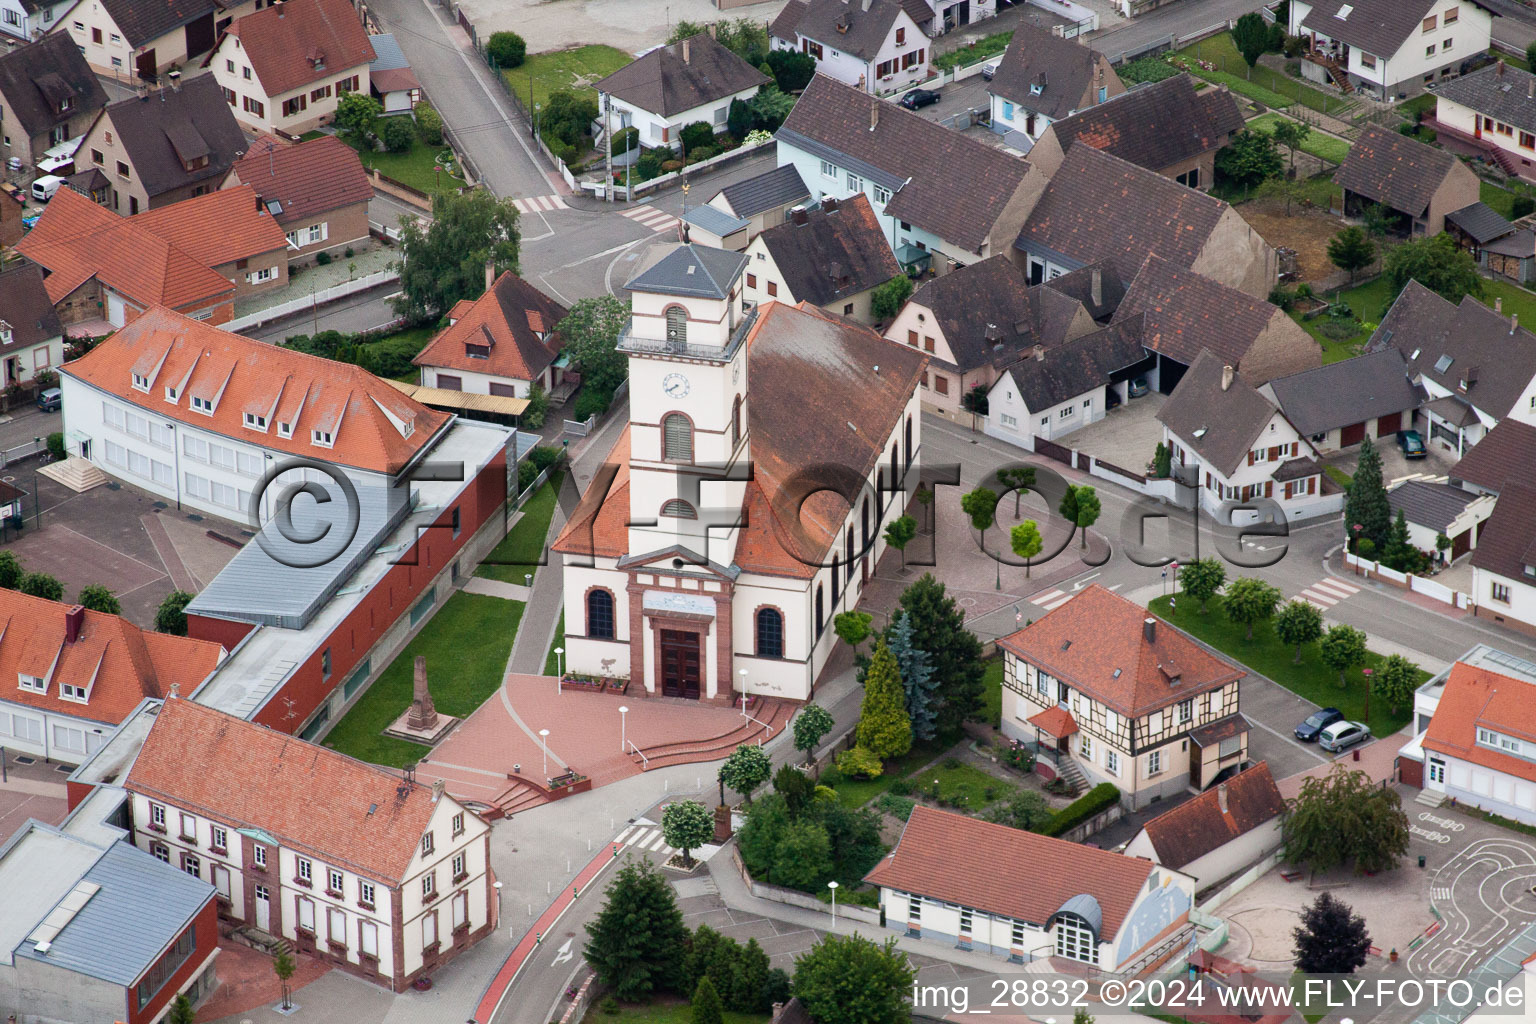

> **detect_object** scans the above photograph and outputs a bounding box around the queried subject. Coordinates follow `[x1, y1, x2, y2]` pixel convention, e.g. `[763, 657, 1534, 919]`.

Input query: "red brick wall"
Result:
[246, 456, 508, 733]
[128, 897, 219, 1024]
[187, 614, 258, 649]
[66, 779, 95, 811]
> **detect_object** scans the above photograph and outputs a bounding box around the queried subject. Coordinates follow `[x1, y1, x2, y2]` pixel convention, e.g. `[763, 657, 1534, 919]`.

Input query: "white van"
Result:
[31, 175, 65, 202]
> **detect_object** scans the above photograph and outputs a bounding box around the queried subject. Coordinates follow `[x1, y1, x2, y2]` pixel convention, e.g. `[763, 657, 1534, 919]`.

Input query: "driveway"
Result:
[1049, 391, 1166, 473]
[1325, 430, 1456, 489]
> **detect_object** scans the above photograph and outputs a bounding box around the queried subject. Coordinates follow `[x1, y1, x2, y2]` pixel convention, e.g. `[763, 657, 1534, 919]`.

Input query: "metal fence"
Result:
[1, 438, 46, 468]
[223, 270, 399, 333]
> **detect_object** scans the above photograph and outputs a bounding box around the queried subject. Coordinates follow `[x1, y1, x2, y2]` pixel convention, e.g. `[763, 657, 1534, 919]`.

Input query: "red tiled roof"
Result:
[864, 805, 1155, 938]
[233, 136, 373, 226]
[129, 185, 288, 269]
[1138, 762, 1284, 870]
[1027, 705, 1078, 737]
[1423, 661, 1536, 783]
[996, 585, 1245, 717]
[0, 590, 224, 725]
[18, 187, 233, 311]
[227, 0, 376, 97]
[124, 697, 460, 884]
[412, 271, 569, 382]
[62, 306, 450, 476]
[552, 428, 631, 557]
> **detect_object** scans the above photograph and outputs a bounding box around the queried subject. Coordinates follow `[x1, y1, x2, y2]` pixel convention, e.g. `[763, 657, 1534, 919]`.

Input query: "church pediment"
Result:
[616, 544, 741, 581]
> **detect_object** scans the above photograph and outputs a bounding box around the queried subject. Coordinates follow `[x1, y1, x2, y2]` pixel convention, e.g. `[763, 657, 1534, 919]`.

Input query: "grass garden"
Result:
[348, 135, 462, 196]
[504, 44, 631, 108]
[323, 592, 524, 766]
[1148, 593, 1422, 738]
[1247, 113, 1352, 164]
[1172, 34, 1341, 115]
[477, 471, 564, 584]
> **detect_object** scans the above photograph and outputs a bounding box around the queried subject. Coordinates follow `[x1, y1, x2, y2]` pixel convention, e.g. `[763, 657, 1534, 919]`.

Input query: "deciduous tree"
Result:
[394, 189, 521, 320]
[984, 789, 1051, 831]
[273, 945, 296, 1010]
[1178, 558, 1227, 614]
[1224, 576, 1282, 641]
[19, 572, 62, 601]
[76, 584, 120, 615]
[155, 590, 194, 635]
[792, 934, 915, 1024]
[1382, 233, 1484, 307]
[486, 31, 526, 68]
[858, 639, 912, 760]
[883, 515, 916, 568]
[1372, 653, 1420, 715]
[662, 800, 714, 868]
[1059, 484, 1101, 548]
[1293, 892, 1372, 974]
[1319, 624, 1368, 687]
[1268, 117, 1310, 171]
[1215, 129, 1283, 191]
[1274, 599, 1324, 663]
[766, 49, 817, 92]
[585, 859, 689, 999]
[899, 574, 983, 738]
[870, 275, 914, 321]
[719, 744, 772, 803]
[557, 295, 631, 402]
[1010, 520, 1043, 578]
[834, 610, 873, 653]
[998, 465, 1037, 515]
[1282, 764, 1408, 875]
[334, 92, 381, 143]
[773, 764, 815, 816]
[0, 551, 22, 589]
[792, 704, 835, 770]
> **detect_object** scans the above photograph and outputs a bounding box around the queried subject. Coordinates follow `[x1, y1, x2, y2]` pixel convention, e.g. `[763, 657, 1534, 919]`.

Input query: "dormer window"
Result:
[132, 372, 151, 392]
[312, 429, 333, 448]
[244, 412, 268, 430]
[465, 343, 490, 359]
[60, 683, 87, 702]
[18, 674, 44, 692]
[0, 320, 12, 345]
[191, 395, 214, 414]
[277, 421, 293, 439]
[59, 97, 71, 113]
[165, 386, 179, 402]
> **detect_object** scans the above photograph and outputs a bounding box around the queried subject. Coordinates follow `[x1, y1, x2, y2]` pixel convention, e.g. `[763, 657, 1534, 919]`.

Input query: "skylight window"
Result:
[1434, 354, 1454, 373]
[1337, 4, 1353, 19]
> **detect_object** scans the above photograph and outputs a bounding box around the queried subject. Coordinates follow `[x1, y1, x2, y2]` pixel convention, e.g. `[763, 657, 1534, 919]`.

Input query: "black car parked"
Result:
[1295, 707, 1344, 742]
[899, 89, 940, 110]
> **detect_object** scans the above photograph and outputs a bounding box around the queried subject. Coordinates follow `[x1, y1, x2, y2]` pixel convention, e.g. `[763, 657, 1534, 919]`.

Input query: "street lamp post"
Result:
[539, 728, 550, 779]
[828, 880, 839, 927]
[1362, 668, 1373, 724]
[1352, 523, 1363, 574]
[619, 705, 629, 753]
[739, 668, 749, 712]
[555, 647, 564, 695]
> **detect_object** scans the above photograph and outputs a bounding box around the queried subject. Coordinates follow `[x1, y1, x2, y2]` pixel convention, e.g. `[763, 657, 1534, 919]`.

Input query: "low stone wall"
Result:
[730, 847, 880, 924]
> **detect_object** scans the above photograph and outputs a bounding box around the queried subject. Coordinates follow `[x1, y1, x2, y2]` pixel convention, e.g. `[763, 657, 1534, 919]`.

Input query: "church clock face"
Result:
[662, 372, 691, 399]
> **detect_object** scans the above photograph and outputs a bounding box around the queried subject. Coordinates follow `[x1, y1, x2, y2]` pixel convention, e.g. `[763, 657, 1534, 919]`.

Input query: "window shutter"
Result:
[663, 414, 693, 461]
[1265, 480, 1273, 498]
[1292, 441, 1299, 456]
[1248, 451, 1255, 466]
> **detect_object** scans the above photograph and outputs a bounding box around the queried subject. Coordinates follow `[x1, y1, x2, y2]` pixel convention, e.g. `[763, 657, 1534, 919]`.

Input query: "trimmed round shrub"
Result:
[414, 101, 444, 145]
[486, 31, 526, 69]
[679, 120, 715, 154]
[611, 126, 639, 154]
[379, 115, 416, 153]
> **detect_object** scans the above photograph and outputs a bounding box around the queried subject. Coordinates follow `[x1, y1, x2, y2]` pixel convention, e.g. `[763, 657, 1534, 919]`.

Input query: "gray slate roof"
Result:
[1336, 123, 1461, 218]
[997, 318, 1146, 412]
[1367, 279, 1536, 420]
[595, 33, 767, 118]
[368, 31, 411, 72]
[989, 23, 1111, 121]
[1433, 62, 1536, 136]
[1156, 350, 1278, 478]
[104, 76, 249, 199]
[1261, 349, 1420, 436]
[626, 243, 749, 299]
[909, 254, 1088, 372]
[0, 264, 64, 349]
[1042, 74, 1242, 174]
[1446, 201, 1514, 244]
[714, 164, 810, 219]
[755, 194, 900, 307]
[1471, 480, 1536, 580]
[1452, 417, 1536, 492]
[1040, 260, 1124, 320]
[1301, 0, 1441, 61]
[683, 204, 750, 236]
[15, 840, 212, 985]
[770, 0, 915, 62]
[0, 34, 108, 138]
[780, 75, 1033, 253]
[1389, 479, 1477, 532]
[97, 0, 216, 48]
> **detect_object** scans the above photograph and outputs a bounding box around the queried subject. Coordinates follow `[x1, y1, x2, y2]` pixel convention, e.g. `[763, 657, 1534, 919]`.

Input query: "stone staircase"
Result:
[491, 776, 552, 818]
[630, 699, 792, 771]
[1053, 757, 1088, 796]
[38, 456, 107, 492]
[1414, 787, 1445, 807]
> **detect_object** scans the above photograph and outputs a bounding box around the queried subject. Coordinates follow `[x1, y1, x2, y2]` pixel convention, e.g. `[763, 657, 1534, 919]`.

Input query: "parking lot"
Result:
[4, 470, 245, 626]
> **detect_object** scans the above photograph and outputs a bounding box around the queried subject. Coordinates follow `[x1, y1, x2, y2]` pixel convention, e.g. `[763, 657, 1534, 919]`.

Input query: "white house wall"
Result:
[771, 11, 929, 96]
[605, 89, 758, 150]
[1429, 752, 1536, 824]
[418, 363, 540, 399]
[1291, 0, 1491, 93]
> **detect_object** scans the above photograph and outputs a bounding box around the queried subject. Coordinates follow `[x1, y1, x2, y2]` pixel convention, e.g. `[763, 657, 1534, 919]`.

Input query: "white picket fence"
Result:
[223, 270, 399, 333]
[1343, 551, 1473, 610]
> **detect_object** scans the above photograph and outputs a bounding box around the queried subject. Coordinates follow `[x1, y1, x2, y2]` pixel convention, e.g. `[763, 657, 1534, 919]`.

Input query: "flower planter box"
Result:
[545, 773, 593, 800]
[560, 675, 630, 694]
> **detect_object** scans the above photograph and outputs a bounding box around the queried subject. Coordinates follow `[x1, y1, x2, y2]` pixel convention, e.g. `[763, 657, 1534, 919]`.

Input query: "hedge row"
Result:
[1040, 782, 1121, 837]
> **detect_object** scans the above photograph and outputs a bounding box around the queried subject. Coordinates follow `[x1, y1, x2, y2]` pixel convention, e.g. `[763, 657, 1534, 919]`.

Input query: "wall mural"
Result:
[1114, 870, 1193, 967]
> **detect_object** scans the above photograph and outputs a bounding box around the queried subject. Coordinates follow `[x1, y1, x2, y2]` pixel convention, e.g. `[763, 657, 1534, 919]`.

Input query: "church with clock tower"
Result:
[552, 243, 927, 703]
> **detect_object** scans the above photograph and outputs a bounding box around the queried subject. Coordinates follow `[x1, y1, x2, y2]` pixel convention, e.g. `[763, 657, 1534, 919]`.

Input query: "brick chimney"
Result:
[485, 260, 496, 292]
[1143, 617, 1156, 643]
[870, 100, 879, 131]
[1217, 782, 1229, 815]
[682, 38, 691, 64]
[64, 605, 85, 644]
[1221, 364, 1235, 391]
[791, 207, 808, 225]
[822, 196, 839, 214]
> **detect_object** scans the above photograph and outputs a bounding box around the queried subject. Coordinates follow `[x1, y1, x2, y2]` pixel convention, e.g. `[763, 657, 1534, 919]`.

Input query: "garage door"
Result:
[1452, 529, 1471, 559]
[1376, 412, 1402, 435]
[1340, 421, 1367, 447]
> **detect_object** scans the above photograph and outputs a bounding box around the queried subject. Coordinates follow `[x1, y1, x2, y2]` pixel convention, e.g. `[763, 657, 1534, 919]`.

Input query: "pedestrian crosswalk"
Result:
[1029, 588, 1073, 612]
[1296, 576, 1360, 612]
[615, 824, 676, 855]
[1431, 887, 1451, 902]
[512, 194, 569, 215]
[622, 204, 680, 234]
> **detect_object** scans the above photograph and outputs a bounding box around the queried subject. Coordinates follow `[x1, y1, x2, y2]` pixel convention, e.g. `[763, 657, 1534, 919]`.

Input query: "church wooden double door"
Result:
[660, 629, 701, 699]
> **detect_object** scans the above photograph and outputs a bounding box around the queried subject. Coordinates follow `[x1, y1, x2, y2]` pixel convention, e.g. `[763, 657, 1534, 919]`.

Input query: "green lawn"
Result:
[979, 657, 1003, 727]
[477, 471, 564, 584]
[1481, 180, 1522, 220]
[906, 760, 1019, 812]
[1397, 93, 1438, 121]
[1148, 594, 1419, 738]
[582, 1000, 768, 1024]
[1247, 113, 1352, 163]
[933, 29, 1012, 71]
[323, 592, 524, 766]
[830, 743, 944, 808]
[1174, 35, 1342, 114]
[543, 610, 565, 676]
[505, 45, 631, 109]
[349, 135, 462, 195]
[1324, 465, 1354, 490]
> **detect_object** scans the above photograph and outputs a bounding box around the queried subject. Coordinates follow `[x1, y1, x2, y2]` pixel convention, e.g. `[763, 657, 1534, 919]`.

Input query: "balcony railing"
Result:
[618, 304, 758, 363]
